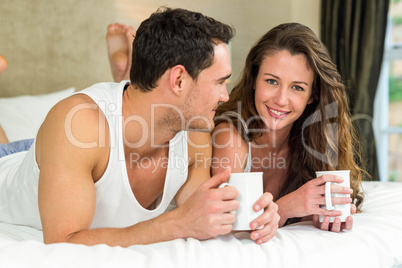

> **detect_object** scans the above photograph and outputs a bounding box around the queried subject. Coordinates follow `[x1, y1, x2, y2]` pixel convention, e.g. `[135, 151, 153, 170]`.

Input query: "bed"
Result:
[0, 178, 401, 267]
[0, 92, 402, 268]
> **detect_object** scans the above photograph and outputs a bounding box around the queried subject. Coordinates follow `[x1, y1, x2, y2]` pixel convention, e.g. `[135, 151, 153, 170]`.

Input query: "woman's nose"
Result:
[273, 87, 288, 106]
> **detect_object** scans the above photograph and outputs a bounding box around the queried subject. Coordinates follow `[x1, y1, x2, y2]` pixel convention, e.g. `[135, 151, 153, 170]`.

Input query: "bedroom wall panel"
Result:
[0, 0, 319, 97]
[113, 0, 320, 91]
[0, 0, 114, 97]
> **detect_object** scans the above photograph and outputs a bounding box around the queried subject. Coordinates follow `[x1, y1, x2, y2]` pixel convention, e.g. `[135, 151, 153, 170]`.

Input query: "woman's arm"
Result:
[211, 122, 249, 175]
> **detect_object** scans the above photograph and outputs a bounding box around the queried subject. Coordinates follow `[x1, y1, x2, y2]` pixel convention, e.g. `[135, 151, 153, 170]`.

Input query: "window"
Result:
[374, 0, 402, 182]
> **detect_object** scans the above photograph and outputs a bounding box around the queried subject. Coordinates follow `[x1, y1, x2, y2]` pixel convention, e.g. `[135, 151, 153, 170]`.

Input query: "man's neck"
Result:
[122, 84, 179, 157]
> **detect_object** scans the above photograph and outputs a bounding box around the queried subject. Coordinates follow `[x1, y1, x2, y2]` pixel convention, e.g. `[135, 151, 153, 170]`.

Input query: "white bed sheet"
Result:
[0, 181, 401, 268]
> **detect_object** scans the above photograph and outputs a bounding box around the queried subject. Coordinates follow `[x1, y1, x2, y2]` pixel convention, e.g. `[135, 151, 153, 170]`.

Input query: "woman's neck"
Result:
[254, 127, 291, 156]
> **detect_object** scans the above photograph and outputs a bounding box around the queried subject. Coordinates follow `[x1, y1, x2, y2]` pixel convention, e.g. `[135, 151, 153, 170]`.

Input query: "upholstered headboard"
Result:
[0, 0, 114, 97]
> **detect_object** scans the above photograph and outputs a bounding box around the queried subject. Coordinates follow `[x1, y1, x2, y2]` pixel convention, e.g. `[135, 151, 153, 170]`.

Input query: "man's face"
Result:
[183, 42, 231, 131]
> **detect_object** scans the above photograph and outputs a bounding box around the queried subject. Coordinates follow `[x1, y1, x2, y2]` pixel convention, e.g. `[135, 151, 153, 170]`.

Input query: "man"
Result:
[0, 7, 278, 247]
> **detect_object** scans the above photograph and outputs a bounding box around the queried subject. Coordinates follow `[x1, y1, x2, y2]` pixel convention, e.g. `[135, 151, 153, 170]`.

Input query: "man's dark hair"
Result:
[130, 7, 235, 92]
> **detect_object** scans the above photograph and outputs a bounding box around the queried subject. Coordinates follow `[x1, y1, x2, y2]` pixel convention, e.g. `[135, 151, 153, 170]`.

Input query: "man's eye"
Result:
[219, 79, 228, 85]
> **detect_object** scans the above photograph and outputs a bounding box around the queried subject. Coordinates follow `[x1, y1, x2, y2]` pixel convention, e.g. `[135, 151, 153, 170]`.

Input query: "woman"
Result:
[212, 23, 365, 234]
[0, 55, 35, 153]
[0, 55, 7, 74]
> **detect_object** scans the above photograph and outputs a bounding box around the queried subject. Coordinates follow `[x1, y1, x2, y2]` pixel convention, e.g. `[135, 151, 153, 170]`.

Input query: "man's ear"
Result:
[170, 65, 187, 96]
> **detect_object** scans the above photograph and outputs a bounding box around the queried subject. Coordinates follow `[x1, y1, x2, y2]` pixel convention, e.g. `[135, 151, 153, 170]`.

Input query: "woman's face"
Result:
[254, 50, 314, 133]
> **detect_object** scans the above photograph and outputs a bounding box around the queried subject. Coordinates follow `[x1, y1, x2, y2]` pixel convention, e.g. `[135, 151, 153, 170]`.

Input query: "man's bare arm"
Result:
[36, 95, 182, 246]
[37, 98, 238, 247]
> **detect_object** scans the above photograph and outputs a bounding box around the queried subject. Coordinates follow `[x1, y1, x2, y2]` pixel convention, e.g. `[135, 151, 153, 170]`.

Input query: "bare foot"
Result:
[0, 55, 8, 74]
[125, 26, 135, 81]
[106, 23, 135, 82]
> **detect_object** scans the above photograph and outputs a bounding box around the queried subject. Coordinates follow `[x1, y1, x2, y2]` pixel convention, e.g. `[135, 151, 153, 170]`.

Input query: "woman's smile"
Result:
[267, 106, 290, 119]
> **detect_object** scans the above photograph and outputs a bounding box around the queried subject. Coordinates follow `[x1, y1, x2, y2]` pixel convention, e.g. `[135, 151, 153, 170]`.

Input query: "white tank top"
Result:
[0, 80, 189, 229]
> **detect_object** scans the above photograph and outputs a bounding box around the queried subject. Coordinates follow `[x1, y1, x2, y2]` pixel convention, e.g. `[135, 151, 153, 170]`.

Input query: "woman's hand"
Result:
[289, 175, 352, 216]
[249, 192, 280, 244]
[313, 204, 356, 232]
[276, 175, 353, 226]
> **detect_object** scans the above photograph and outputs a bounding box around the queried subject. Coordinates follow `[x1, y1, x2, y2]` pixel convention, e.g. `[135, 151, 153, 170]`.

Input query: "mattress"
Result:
[0, 181, 401, 268]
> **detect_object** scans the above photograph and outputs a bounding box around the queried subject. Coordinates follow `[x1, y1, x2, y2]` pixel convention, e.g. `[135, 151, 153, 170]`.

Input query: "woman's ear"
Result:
[308, 89, 317, 104]
[170, 65, 187, 96]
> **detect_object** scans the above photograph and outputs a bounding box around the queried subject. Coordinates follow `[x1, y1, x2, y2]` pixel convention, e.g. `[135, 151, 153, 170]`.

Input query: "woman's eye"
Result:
[292, 85, 304, 91]
[266, 79, 277, 85]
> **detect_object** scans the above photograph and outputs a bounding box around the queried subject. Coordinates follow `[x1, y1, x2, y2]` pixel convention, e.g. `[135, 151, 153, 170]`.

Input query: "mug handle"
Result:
[324, 181, 334, 210]
[219, 182, 230, 188]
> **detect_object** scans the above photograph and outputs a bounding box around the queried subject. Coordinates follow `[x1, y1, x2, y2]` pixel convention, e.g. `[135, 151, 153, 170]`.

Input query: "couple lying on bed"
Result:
[0, 7, 364, 247]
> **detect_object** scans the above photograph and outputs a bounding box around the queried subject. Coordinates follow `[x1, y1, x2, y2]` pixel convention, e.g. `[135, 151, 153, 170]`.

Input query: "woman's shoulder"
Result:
[211, 122, 249, 173]
[212, 122, 248, 151]
[213, 121, 246, 139]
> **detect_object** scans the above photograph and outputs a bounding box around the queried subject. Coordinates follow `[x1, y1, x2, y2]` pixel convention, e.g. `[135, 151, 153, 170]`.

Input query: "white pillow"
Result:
[0, 87, 75, 142]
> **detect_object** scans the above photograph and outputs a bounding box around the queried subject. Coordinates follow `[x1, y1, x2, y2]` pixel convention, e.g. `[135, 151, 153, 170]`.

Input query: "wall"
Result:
[0, 0, 114, 97]
[0, 0, 320, 97]
[113, 0, 321, 90]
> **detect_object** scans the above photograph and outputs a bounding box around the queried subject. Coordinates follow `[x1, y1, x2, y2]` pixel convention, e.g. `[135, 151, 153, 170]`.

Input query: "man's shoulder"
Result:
[44, 94, 100, 126]
[79, 81, 127, 93]
[39, 93, 109, 149]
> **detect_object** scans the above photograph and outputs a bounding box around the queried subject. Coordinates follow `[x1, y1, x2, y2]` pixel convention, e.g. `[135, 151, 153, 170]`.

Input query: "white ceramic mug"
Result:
[219, 172, 263, 230]
[316, 170, 351, 222]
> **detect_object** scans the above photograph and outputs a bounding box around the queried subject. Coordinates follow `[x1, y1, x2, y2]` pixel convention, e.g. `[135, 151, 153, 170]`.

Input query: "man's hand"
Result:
[175, 169, 239, 240]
